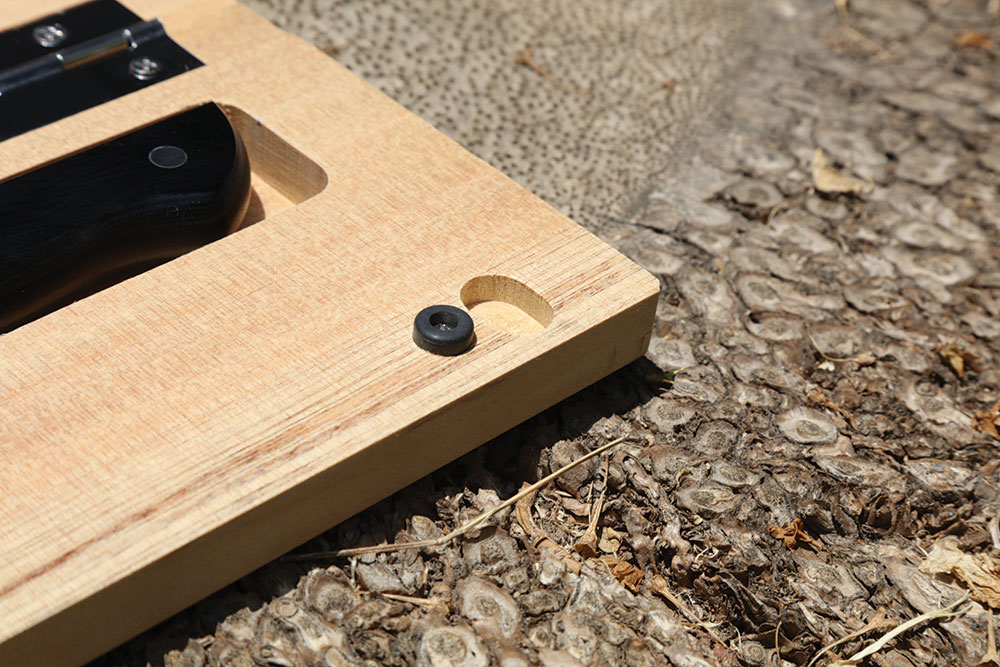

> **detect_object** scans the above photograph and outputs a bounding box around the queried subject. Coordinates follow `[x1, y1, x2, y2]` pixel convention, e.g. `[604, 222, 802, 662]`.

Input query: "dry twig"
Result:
[575, 454, 609, 558]
[766, 199, 791, 225]
[827, 596, 971, 666]
[650, 575, 725, 645]
[515, 48, 577, 93]
[807, 331, 875, 365]
[381, 593, 450, 615]
[287, 436, 632, 560]
[834, 0, 848, 22]
[805, 608, 893, 667]
[515, 481, 581, 573]
[980, 609, 999, 666]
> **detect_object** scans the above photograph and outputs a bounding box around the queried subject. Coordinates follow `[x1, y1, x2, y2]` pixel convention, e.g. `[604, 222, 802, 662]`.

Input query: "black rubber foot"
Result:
[412, 305, 475, 356]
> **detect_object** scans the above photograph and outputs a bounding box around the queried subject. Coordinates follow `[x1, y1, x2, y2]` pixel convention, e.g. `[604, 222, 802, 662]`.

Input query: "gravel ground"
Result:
[93, 0, 1000, 665]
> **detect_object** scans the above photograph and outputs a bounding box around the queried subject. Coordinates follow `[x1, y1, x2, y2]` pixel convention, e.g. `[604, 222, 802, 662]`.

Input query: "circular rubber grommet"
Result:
[413, 305, 475, 356]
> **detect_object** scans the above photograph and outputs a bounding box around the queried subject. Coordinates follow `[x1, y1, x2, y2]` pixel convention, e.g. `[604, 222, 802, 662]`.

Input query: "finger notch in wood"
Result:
[460, 275, 553, 335]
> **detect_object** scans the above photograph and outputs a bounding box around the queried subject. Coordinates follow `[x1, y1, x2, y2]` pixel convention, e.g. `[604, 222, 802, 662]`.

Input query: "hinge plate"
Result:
[0, 0, 201, 141]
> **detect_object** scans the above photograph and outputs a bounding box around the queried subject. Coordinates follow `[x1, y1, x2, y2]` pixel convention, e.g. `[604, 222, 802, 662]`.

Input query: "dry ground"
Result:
[94, 0, 1000, 665]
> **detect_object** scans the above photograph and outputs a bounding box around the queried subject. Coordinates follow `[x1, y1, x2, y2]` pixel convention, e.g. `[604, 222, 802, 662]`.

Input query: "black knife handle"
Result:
[0, 103, 251, 333]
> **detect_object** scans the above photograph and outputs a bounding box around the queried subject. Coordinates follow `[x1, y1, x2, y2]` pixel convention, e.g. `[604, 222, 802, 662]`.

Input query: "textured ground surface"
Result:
[93, 0, 1000, 665]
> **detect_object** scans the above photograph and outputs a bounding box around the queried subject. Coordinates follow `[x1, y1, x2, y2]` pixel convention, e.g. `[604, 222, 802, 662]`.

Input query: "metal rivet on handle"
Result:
[148, 145, 187, 169]
[412, 305, 475, 356]
[33, 24, 66, 48]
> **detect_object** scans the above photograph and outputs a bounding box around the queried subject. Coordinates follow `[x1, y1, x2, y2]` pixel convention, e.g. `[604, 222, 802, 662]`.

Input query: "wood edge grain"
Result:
[0, 282, 657, 666]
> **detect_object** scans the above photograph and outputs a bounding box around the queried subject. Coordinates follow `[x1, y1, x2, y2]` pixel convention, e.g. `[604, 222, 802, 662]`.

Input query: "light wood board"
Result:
[0, 1, 659, 664]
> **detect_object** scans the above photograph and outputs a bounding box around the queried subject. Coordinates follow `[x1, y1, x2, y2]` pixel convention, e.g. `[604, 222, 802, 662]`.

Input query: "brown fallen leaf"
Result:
[769, 518, 815, 549]
[975, 395, 1000, 440]
[939, 341, 979, 378]
[573, 526, 599, 560]
[598, 556, 643, 592]
[919, 536, 1000, 608]
[812, 148, 873, 196]
[955, 29, 994, 50]
[560, 496, 591, 518]
[598, 527, 625, 554]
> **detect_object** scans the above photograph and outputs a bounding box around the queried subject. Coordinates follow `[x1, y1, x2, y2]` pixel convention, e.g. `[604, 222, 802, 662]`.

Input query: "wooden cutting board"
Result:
[0, 0, 658, 664]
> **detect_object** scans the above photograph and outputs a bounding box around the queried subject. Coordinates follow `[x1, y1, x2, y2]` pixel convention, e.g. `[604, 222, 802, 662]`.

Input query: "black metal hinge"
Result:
[0, 0, 202, 141]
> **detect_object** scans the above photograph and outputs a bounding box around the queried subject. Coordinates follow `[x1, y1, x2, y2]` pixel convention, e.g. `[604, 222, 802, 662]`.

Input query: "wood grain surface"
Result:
[0, 1, 657, 664]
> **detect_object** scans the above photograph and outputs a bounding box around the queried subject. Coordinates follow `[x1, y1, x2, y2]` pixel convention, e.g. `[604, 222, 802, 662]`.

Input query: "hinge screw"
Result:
[33, 23, 66, 48]
[128, 56, 161, 81]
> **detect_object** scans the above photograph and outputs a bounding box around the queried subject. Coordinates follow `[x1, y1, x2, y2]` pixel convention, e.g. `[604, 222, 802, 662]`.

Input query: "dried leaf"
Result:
[812, 148, 873, 196]
[975, 396, 1000, 440]
[575, 538, 599, 559]
[769, 518, 814, 549]
[939, 341, 978, 378]
[598, 527, 625, 554]
[854, 350, 877, 366]
[955, 29, 994, 50]
[560, 496, 591, 518]
[598, 556, 643, 592]
[919, 537, 1000, 608]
